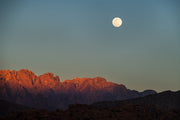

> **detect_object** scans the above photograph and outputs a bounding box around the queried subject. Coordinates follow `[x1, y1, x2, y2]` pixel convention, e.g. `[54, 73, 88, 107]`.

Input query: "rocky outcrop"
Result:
[0, 69, 156, 110]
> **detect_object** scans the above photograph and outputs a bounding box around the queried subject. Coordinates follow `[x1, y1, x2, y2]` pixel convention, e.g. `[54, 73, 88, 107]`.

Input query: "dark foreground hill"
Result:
[92, 90, 180, 111]
[0, 90, 179, 120]
[0, 99, 29, 116]
[0, 69, 156, 110]
[1, 103, 179, 120]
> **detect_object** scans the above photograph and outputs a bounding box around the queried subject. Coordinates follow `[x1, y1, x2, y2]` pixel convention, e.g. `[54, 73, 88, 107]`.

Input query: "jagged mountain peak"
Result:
[38, 72, 60, 82]
[40, 72, 54, 77]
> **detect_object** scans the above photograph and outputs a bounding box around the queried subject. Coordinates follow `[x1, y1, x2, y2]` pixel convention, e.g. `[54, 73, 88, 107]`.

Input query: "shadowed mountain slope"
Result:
[1, 91, 180, 120]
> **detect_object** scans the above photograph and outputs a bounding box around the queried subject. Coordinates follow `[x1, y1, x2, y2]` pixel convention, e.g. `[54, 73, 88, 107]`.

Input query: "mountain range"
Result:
[0, 69, 156, 110]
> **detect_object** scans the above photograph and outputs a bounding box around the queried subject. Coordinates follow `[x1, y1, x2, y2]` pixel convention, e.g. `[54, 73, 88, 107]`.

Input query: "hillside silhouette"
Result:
[0, 91, 179, 120]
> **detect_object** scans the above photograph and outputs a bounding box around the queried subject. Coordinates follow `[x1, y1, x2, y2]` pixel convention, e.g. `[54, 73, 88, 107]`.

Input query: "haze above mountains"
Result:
[0, 69, 156, 110]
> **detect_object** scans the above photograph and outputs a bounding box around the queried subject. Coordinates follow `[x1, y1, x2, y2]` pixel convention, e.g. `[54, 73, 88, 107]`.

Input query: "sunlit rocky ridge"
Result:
[0, 69, 156, 110]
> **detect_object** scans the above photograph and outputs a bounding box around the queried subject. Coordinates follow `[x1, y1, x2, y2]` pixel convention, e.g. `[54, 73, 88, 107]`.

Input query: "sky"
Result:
[0, 0, 180, 92]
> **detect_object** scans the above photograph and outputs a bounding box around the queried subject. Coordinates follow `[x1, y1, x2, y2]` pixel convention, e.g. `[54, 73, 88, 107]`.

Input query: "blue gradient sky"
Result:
[0, 0, 180, 92]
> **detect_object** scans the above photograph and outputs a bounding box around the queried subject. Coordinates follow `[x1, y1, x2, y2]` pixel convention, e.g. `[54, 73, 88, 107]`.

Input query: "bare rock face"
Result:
[0, 69, 156, 110]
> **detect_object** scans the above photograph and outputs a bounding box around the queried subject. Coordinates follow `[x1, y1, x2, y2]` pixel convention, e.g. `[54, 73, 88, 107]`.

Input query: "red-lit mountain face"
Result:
[0, 69, 156, 110]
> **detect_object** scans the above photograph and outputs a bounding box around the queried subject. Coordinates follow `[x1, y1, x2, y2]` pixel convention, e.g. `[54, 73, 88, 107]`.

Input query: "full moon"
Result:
[112, 17, 122, 27]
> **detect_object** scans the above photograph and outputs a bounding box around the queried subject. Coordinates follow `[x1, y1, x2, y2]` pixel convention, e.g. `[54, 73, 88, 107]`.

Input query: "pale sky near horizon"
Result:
[0, 0, 180, 92]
